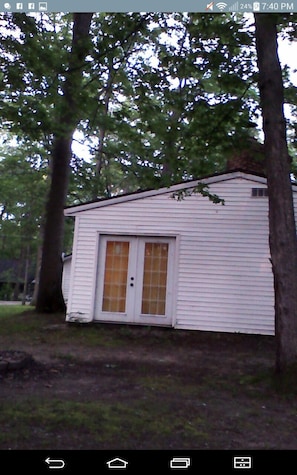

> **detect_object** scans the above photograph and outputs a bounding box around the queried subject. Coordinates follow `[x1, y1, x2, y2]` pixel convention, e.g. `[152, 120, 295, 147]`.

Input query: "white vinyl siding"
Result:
[61, 257, 72, 303]
[65, 173, 297, 335]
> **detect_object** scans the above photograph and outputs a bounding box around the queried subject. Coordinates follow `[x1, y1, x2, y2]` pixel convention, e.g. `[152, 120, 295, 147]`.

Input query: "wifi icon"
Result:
[216, 2, 228, 9]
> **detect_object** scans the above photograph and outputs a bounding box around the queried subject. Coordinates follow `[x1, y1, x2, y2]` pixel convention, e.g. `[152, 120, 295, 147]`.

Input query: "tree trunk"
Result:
[21, 244, 30, 305]
[36, 137, 72, 312]
[30, 246, 41, 306]
[36, 13, 93, 313]
[254, 14, 297, 372]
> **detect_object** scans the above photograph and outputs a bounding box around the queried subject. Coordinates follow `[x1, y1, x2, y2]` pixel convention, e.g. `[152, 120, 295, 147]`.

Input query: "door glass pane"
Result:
[102, 241, 129, 312]
[141, 242, 168, 315]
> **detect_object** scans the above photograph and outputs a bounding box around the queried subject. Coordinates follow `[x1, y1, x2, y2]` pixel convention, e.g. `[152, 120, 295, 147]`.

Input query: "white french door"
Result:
[94, 235, 175, 326]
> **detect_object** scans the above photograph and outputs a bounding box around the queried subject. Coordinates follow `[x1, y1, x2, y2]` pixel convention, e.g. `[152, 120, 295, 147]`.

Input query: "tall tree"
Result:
[254, 13, 297, 373]
[36, 13, 93, 312]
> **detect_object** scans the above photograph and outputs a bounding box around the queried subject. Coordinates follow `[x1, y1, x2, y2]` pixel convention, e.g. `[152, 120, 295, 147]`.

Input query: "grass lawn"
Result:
[0, 304, 297, 451]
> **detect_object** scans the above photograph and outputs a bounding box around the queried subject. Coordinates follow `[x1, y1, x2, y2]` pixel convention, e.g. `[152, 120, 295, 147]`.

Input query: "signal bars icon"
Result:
[229, 1, 239, 10]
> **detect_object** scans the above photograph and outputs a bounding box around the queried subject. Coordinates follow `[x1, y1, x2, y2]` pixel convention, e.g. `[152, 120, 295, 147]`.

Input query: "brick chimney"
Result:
[226, 137, 266, 176]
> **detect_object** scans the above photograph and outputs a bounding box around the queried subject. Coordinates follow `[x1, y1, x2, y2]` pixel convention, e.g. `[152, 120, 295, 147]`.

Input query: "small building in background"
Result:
[0, 259, 35, 301]
[62, 166, 297, 336]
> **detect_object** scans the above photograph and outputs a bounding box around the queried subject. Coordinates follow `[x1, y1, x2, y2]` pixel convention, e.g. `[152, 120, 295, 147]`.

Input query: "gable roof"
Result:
[64, 168, 297, 216]
[65, 169, 271, 216]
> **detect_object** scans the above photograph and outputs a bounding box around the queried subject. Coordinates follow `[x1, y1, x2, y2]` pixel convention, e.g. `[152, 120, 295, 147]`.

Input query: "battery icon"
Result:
[170, 457, 191, 469]
[253, 2, 260, 10]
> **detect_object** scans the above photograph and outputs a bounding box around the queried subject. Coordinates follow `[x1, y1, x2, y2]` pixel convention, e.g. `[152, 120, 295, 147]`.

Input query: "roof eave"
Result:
[63, 169, 278, 216]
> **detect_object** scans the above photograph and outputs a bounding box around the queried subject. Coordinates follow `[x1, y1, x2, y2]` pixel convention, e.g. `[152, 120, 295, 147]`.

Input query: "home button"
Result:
[106, 457, 129, 469]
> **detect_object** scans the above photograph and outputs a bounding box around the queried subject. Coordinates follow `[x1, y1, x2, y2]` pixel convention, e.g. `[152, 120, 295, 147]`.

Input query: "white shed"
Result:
[63, 169, 297, 336]
[62, 254, 72, 303]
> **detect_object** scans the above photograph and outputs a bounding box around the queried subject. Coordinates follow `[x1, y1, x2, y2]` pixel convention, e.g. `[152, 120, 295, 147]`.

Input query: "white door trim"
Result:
[94, 235, 175, 326]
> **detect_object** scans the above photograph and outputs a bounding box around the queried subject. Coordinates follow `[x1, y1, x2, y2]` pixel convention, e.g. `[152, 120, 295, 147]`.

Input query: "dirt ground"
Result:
[0, 312, 297, 451]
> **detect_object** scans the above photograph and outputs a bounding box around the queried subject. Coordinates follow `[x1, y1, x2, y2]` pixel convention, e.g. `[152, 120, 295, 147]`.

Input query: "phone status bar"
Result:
[0, 0, 296, 12]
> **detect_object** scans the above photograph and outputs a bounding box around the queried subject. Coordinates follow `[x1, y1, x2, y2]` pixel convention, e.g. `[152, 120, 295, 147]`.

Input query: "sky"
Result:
[278, 36, 297, 86]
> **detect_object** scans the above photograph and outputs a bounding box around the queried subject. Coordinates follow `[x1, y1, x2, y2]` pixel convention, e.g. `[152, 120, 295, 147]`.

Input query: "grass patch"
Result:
[0, 305, 174, 349]
[1, 304, 296, 450]
[0, 307, 163, 364]
[0, 305, 29, 318]
[0, 397, 211, 450]
[271, 363, 297, 395]
[0, 306, 57, 337]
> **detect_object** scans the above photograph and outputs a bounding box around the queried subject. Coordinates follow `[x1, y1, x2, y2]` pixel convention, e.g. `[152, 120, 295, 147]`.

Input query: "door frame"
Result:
[133, 236, 175, 326]
[93, 233, 176, 326]
[94, 235, 135, 323]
